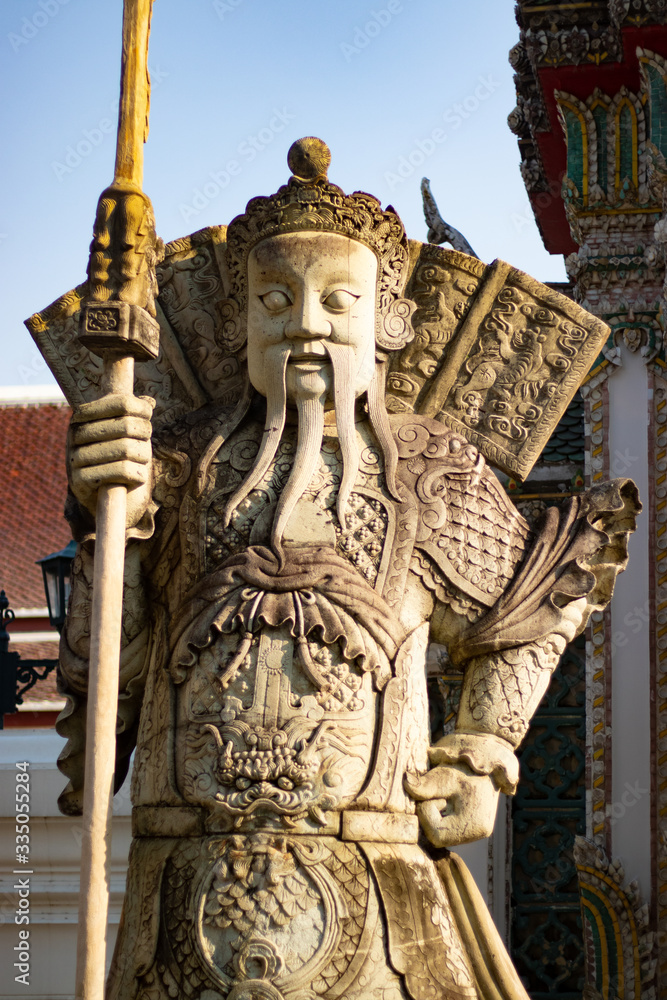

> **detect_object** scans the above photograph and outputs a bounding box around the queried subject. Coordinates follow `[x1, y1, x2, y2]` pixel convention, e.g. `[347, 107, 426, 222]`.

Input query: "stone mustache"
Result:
[27, 137, 640, 1000]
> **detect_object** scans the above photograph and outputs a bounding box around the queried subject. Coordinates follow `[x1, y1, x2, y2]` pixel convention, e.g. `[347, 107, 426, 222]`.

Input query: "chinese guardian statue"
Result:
[28, 138, 639, 1000]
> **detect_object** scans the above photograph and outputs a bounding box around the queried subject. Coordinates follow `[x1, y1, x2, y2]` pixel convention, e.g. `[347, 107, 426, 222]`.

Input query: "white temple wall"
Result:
[607, 349, 652, 900]
[0, 730, 130, 1000]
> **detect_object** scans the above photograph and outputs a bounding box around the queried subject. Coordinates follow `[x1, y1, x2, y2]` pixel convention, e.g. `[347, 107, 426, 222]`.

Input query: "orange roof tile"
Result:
[0, 403, 72, 609]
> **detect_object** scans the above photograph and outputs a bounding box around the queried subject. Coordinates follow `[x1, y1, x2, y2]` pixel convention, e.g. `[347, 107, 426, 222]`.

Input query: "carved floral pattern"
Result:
[436, 276, 606, 476]
[394, 416, 531, 606]
[387, 247, 484, 413]
[386, 249, 608, 480]
[462, 639, 565, 747]
[137, 836, 380, 999]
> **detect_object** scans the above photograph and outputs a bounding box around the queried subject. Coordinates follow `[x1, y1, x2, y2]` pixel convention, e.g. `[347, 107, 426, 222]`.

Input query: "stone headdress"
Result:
[218, 137, 416, 354]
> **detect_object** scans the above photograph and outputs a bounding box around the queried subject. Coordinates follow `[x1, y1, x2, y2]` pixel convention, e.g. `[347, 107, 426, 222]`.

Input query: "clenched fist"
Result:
[69, 393, 155, 528]
[404, 762, 500, 848]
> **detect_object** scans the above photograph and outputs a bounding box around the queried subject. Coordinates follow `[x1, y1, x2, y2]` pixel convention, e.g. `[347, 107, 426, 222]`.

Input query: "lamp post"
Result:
[0, 540, 76, 727]
[38, 539, 78, 632]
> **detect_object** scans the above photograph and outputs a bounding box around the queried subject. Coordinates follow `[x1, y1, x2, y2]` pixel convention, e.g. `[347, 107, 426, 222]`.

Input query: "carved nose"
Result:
[284, 297, 332, 340]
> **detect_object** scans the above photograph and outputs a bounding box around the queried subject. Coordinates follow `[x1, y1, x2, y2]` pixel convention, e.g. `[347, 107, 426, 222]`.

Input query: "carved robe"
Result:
[56, 395, 638, 1000]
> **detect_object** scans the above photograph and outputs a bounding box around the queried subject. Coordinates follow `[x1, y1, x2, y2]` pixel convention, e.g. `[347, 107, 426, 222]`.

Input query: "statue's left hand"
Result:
[69, 393, 155, 528]
[404, 763, 500, 848]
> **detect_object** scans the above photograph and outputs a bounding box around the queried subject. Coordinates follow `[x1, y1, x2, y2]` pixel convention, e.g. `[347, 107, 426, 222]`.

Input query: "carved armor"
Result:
[55, 401, 638, 1000]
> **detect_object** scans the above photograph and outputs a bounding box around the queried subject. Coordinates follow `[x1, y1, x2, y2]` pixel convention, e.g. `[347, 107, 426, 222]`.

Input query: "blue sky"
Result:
[1, 0, 566, 389]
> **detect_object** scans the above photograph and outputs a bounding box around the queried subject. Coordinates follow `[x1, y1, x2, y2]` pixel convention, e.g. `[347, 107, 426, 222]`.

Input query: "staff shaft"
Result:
[74, 3, 155, 997]
[114, 0, 153, 187]
[75, 357, 134, 1000]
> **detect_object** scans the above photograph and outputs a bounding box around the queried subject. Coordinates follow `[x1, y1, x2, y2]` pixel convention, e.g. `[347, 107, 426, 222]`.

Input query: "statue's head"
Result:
[219, 137, 415, 400]
[220, 139, 413, 550]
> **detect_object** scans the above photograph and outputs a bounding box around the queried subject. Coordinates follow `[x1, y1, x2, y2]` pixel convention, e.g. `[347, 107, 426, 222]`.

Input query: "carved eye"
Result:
[260, 290, 291, 312]
[323, 289, 358, 312]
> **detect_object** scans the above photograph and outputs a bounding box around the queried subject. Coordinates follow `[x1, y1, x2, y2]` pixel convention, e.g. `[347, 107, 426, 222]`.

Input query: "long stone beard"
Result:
[270, 386, 326, 556]
[268, 341, 360, 559]
[222, 343, 290, 528]
[224, 342, 398, 559]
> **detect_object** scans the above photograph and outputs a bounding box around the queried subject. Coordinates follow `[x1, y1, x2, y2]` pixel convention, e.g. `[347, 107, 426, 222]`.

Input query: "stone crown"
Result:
[225, 137, 410, 319]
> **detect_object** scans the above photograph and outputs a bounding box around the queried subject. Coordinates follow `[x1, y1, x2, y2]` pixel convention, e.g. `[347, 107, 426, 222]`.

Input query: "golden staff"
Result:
[75, 2, 157, 998]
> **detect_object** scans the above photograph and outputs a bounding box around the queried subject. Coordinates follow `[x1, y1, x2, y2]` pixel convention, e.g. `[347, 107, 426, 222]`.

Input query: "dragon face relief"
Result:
[176, 624, 377, 828]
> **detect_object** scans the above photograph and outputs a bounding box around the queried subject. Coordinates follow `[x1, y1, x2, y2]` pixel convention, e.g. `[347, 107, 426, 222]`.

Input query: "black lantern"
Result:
[0, 540, 77, 726]
[37, 539, 77, 633]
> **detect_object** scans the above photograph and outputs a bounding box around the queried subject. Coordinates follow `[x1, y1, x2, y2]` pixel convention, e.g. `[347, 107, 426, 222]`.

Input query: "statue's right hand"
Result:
[69, 393, 155, 527]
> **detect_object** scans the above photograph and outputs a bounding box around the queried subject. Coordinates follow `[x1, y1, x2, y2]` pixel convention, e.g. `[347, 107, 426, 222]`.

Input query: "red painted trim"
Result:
[7, 618, 55, 634]
[528, 26, 667, 253]
[3, 712, 60, 728]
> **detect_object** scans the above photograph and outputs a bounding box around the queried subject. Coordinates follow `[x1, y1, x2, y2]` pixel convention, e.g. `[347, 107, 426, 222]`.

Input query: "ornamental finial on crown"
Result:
[287, 136, 332, 182]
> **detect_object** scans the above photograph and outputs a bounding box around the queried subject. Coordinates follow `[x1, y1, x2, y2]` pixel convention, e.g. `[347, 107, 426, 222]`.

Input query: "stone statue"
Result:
[28, 137, 640, 1000]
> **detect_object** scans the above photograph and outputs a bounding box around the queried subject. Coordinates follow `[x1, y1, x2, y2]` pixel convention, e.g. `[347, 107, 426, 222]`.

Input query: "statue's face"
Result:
[246, 232, 378, 402]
